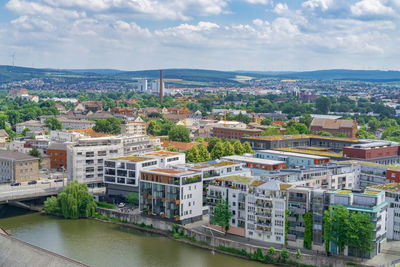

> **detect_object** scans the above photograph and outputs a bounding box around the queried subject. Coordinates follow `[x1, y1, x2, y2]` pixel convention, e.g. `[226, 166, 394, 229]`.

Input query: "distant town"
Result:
[1, 67, 400, 267]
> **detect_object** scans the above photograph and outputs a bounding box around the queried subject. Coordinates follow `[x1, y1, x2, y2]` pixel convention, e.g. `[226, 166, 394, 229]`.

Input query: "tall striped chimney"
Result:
[160, 70, 163, 106]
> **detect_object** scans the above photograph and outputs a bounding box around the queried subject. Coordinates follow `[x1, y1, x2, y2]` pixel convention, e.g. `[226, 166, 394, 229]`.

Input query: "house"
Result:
[54, 103, 67, 114]
[310, 118, 357, 138]
[0, 151, 39, 183]
[0, 130, 9, 147]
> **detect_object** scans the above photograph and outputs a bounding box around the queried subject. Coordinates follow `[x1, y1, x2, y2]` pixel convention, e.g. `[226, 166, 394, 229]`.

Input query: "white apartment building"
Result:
[370, 183, 400, 241]
[121, 117, 146, 136]
[143, 151, 185, 167]
[50, 130, 83, 143]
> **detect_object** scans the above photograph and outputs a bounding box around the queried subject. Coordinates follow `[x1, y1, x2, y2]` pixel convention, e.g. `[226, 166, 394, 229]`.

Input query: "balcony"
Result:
[295, 208, 306, 214]
[296, 226, 305, 232]
[287, 216, 297, 222]
[287, 234, 297, 241]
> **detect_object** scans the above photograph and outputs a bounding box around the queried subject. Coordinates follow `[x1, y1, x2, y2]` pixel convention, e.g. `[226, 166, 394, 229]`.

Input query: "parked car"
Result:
[10, 182, 21, 186]
[41, 180, 50, 184]
[54, 179, 63, 182]
[28, 180, 37, 185]
[118, 202, 125, 208]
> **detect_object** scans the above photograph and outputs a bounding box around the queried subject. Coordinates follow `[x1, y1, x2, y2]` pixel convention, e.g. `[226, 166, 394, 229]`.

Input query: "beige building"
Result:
[121, 117, 146, 136]
[0, 151, 39, 183]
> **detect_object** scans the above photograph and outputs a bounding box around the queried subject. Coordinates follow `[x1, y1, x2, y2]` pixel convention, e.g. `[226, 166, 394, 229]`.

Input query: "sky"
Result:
[0, 0, 399, 71]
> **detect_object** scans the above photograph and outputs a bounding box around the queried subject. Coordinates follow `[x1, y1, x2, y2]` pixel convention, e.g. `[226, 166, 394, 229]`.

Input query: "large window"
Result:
[117, 169, 127, 177]
[104, 161, 115, 168]
[126, 179, 135, 185]
[105, 176, 115, 183]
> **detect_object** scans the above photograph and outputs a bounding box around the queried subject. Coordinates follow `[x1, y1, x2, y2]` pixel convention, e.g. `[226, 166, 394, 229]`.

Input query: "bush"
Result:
[96, 201, 116, 209]
[344, 262, 357, 266]
[126, 192, 139, 206]
[280, 248, 290, 262]
[268, 246, 276, 255]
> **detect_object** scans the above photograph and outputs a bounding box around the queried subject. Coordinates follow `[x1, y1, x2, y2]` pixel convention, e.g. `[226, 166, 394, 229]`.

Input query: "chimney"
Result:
[160, 70, 163, 106]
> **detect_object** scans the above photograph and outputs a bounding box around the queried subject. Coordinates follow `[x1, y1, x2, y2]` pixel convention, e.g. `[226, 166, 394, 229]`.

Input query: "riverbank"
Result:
[95, 208, 370, 267]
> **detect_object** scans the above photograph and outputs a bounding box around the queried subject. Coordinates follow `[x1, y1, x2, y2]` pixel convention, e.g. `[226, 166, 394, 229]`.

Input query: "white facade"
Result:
[143, 151, 185, 168]
[121, 117, 146, 136]
[16, 120, 48, 133]
[137, 79, 148, 92]
[50, 130, 83, 143]
[59, 118, 95, 129]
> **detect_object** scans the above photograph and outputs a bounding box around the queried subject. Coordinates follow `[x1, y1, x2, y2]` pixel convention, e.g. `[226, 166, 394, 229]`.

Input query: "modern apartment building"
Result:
[143, 151, 185, 167]
[222, 155, 286, 171]
[46, 143, 67, 170]
[255, 150, 330, 168]
[330, 188, 387, 258]
[370, 183, 400, 241]
[343, 141, 400, 164]
[104, 156, 158, 197]
[121, 117, 147, 136]
[212, 127, 262, 140]
[139, 168, 203, 224]
[0, 151, 39, 183]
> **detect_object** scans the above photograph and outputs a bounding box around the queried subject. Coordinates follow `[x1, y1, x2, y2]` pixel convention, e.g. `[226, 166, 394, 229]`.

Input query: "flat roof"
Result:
[339, 160, 400, 171]
[144, 151, 182, 157]
[109, 156, 154, 162]
[217, 175, 253, 184]
[257, 150, 329, 160]
[277, 148, 343, 158]
[222, 155, 285, 165]
[210, 161, 239, 167]
[369, 183, 400, 193]
[0, 151, 39, 161]
[243, 134, 359, 142]
[144, 168, 198, 176]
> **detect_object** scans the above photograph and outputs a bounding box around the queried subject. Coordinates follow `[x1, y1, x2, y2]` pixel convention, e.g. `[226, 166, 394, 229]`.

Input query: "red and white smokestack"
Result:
[160, 70, 163, 106]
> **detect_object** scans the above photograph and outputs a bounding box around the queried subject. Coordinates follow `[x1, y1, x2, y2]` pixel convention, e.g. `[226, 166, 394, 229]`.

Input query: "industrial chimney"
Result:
[160, 70, 163, 106]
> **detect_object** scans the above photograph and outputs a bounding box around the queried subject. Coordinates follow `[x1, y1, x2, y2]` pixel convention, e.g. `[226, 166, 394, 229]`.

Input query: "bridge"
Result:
[0, 179, 105, 204]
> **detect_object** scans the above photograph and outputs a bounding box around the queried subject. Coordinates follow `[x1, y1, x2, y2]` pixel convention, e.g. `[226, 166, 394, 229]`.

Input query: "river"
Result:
[0, 206, 274, 267]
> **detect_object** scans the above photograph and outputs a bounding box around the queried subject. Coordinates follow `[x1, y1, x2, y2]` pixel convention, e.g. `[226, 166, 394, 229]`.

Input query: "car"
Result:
[10, 182, 21, 186]
[118, 203, 125, 208]
[28, 180, 37, 185]
[54, 179, 63, 182]
[41, 180, 50, 184]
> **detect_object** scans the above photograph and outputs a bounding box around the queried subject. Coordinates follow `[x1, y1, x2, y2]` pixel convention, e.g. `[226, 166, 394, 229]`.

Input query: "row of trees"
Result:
[185, 139, 253, 163]
[44, 181, 96, 219]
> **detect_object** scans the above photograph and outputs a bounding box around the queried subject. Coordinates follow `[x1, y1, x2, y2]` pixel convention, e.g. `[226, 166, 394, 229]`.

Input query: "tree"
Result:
[233, 140, 245, 155]
[147, 120, 160, 135]
[368, 117, 380, 132]
[243, 142, 254, 154]
[168, 125, 191, 142]
[318, 131, 333, 137]
[299, 114, 313, 127]
[45, 116, 63, 130]
[44, 196, 60, 214]
[198, 144, 211, 161]
[186, 145, 200, 163]
[267, 246, 276, 255]
[315, 96, 331, 114]
[29, 148, 42, 165]
[210, 189, 233, 233]
[356, 127, 376, 139]
[47, 181, 96, 219]
[21, 128, 31, 136]
[324, 205, 350, 255]
[223, 141, 235, 156]
[262, 127, 281, 136]
[304, 212, 313, 249]
[93, 117, 122, 134]
[195, 137, 204, 142]
[280, 248, 289, 262]
[261, 118, 272, 125]
[207, 137, 221, 153]
[167, 146, 178, 152]
[126, 192, 139, 206]
[296, 249, 301, 259]
[211, 141, 224, 160]
[348, 212, 374, 257]
[5, 110, 20, 129]
[285, 126, 299, 135]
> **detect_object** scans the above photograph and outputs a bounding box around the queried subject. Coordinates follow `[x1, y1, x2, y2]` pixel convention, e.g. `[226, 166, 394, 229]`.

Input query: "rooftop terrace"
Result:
[217, 175, 253, 184]
[144, 151, 182, 157]
[277, 148, 343, 158]
[370, 183, 400, 193]
[110, 156, 153, 162]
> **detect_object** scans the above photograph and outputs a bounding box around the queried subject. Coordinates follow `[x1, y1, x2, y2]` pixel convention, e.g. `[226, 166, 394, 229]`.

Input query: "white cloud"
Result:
[351, 0, 395, 17]
[244, 0, 271, 4]
[302, 0, 333, 11]
[274, 3, 289, 15]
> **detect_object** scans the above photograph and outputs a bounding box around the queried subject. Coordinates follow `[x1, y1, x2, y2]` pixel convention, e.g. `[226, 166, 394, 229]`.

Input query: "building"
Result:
[110, 107, 134, 116]
[16, 120, 48, 133]
[0, 129, 9, 148]
[8, 88, 39, 102]
[0, 151, 39, 183]
[370, 183, 400, 241]
[343, 141, 400, 164]
[221, 155, 286, 171]
[255, 150, 330, 167]
[139, 168, 203, 224]
[67, 135, 158, 187]
[310, 118, 357, 138]
[46, 143, 67, 170]
[104, 156, 158, 197]
[143, 151, 185, 168]
[329, 188, 387, 258]
[121, 117, 146, 136]
[212, 127, 262, 140]
[160, 140, 208, 152]
[59, 118, 95, 130]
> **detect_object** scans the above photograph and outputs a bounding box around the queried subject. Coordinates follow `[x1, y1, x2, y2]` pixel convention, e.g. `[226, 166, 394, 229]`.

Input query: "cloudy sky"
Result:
[0, 0, 399, 71]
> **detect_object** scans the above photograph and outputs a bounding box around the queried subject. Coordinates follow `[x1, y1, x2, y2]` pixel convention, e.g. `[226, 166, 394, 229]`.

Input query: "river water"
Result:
[0, 206, 274, 267]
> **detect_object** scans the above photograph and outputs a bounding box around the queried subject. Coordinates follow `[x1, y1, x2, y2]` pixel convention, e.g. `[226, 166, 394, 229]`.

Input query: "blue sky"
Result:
[0, 0, 399, 71]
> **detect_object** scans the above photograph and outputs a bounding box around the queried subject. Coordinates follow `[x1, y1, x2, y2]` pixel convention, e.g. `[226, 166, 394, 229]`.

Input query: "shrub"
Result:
[268, 246, 276, 255]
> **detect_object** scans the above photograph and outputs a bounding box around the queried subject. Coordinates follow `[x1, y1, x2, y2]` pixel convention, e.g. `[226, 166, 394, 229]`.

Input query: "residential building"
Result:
[160, 140, 208, 152]
[59, 118, 95, 129]
[50, 130, 83, 143]
[8, 88, 38, 102]
[121, 117, 146, 136]
[46, 143, 67, 170]
[16, 120, 48, 133]
[330, 188, 387, 258]
[343, 141, 400, 164]
[310, 118, 357, 138]
[212, 127, 262, 140]
[0, 151, 39, 183]
[139, 168, 203, 224]
[143, 151, 185, 168]
[370, 183, 400, 241]
[221, 155, 286, 171]
[0, 130, 8, 148]
[104, 156, 158, 197]
[256, 150, 330, 167]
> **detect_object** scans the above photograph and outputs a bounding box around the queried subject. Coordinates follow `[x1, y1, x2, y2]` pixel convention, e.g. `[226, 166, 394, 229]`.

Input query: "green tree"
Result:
[318, 131, 333, 137]
[29, 148, 42, 165]
[233, 140, 245, 155]
[93, 117, 122, 134]
[167, 146, 179, 152]
[296, 249, 301, 259]
[44, 196, 60, 214]
[368, 117, 380, 131]
[198, 144, 211, 161]
[223, 141, 235, 156]
[45, 116, 63, 130]
[285, 126, 299, 135]
[5, 110, 20, 128]
[186, 145, 200, 163]
[356, 127, 376, 139]
[261, 118, 272, 125]
[348, 212, 375, 257]
[126, 192, 139, 206]
[267, 246, 276, 255]
[324, 205, 350, 255]
[195, 137, 204, 142]
[168, 125, 191, 142]
[262, 127, 281, 136]
[304, 212, 313, 249]
[243, 142, 254, 154]
[315, 97, 331, 114]
[207, 137, 221, 153]
[211, 141, 224, 160]
[299, 114, 313, 127]
[21, 128, 31, 136]
[210, 189, 233, 234]
[53, 181, 96, 219]
[147, 120, 160, 135]
[280, 248, 289, 262]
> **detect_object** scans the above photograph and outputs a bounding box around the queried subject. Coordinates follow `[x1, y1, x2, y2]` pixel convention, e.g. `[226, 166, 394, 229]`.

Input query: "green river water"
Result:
[0, 206, 274, 267]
